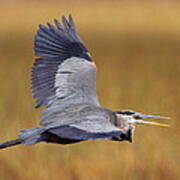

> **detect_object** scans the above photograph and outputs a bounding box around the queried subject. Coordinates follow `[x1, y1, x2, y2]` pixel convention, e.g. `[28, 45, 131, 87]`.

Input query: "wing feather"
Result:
[48, 126, 123, 140]
[46, 109, 124, 141]
[32, 15, 99, 109]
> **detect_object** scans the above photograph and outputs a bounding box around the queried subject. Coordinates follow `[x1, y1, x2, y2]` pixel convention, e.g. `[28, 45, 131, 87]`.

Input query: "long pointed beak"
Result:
[135, 113, 170, 120]
[131, 113, 170, 127]
[130, 119, 170, 127]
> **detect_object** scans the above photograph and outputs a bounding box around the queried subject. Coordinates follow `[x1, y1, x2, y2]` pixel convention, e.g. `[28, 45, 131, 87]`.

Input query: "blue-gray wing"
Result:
[48, 126, 123, 140]
[47, 114, 123, 140]
[32, 15, 99, 109]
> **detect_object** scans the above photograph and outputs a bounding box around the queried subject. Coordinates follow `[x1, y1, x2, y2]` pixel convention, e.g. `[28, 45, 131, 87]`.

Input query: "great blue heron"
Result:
[0, 15, 169, 150]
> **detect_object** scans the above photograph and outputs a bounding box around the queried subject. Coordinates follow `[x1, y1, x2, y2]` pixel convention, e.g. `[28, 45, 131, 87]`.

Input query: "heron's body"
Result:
[21, 104, 132, 144]
[0, 15, 169, 150]
[0, 105, 132, 148]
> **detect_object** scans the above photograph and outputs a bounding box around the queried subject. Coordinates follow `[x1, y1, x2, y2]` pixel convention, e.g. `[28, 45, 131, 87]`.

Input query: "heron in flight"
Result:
[0, 15, 169, 150]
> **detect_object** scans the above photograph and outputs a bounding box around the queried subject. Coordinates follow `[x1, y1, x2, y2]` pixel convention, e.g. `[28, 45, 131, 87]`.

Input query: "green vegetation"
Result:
[0, 2, 179, 180]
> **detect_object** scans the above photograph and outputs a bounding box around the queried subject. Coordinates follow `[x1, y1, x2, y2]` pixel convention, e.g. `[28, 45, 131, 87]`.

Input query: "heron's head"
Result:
[114, 110, 170, 142]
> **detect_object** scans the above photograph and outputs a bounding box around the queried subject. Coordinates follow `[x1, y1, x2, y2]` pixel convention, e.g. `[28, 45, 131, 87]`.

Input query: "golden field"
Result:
[0, 1, 180, 180]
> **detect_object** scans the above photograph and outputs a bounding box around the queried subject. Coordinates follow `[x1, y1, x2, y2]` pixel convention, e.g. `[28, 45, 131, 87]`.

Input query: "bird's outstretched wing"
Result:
[32, 15, 99, 109]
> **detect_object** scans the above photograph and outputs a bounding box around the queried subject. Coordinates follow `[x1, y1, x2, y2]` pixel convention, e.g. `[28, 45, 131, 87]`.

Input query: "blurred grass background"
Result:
[0, 0, 180, 180]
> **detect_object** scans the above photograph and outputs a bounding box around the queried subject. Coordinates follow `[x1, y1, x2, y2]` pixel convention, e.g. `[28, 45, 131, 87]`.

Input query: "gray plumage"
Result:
[0, 15, 169, 150]
[32, 14, 93, 108]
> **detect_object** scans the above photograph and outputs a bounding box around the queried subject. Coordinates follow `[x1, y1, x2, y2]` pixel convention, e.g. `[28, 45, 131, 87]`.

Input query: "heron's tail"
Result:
[0, 138, 22, 150]
[0, 128, 45, 150]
